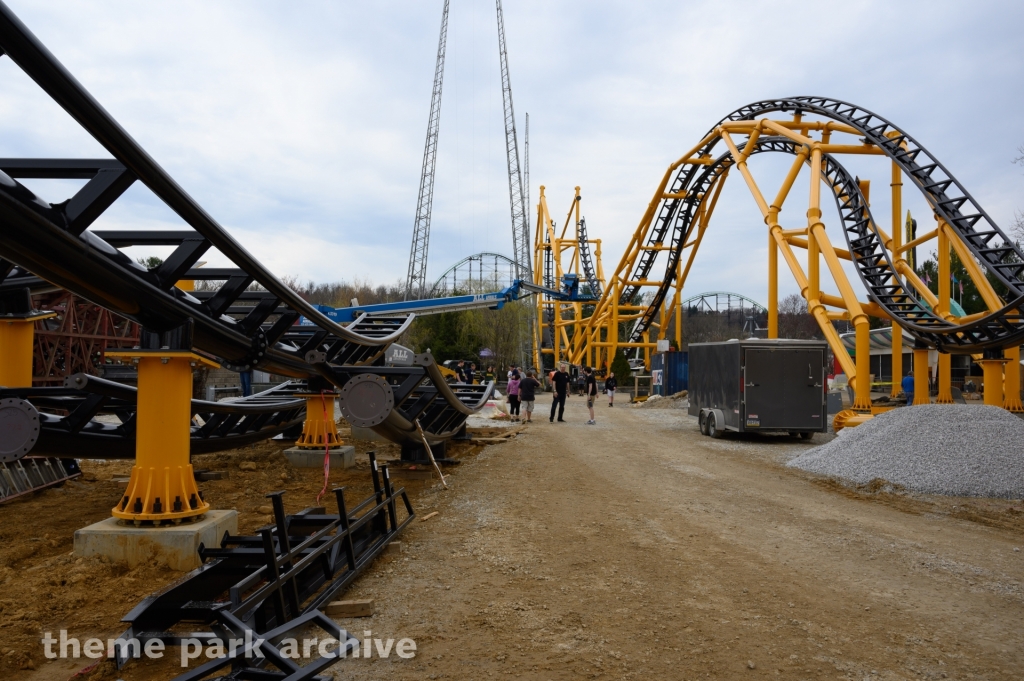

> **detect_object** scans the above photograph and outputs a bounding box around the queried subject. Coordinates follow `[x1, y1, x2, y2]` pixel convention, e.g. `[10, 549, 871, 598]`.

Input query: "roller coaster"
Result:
[0, 6, 492, 520]
[562, 97, 1024, 425]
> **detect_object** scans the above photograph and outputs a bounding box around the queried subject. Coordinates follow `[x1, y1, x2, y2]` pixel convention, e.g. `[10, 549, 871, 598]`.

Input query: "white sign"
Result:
[656, 339, 670, 352]
[385, 344, 414, 367]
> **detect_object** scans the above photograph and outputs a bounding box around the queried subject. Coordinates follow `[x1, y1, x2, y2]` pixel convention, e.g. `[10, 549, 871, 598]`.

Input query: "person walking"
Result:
[520, 370, 541, 423]
[550, 363, 571, 422]
[584, 366, 598, 425]
[605, 371, 618, 407]
[507, 373, 522, 422]
[901, 370, 914, 405]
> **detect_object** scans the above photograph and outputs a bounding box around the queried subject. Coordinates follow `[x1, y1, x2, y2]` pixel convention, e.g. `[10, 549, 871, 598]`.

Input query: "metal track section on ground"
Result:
[114, 454, 411, 680]
[0, 457, 81, 503]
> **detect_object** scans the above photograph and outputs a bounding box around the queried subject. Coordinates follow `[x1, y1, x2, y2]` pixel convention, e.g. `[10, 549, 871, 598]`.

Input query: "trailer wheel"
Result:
[707, 413, 724, 439]
[698, 410, 709, 436]
[800, 431, 814, 441]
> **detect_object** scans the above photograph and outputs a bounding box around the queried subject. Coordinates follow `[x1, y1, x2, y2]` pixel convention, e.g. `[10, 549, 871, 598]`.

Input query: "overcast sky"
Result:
[2, 0, 1023, 305]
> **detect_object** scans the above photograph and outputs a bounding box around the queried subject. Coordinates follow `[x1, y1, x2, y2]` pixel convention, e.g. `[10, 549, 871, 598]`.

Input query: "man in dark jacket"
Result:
[519, 370, 541, 423]
[605, 371, 618, 407]
[550, 363, 571, 422]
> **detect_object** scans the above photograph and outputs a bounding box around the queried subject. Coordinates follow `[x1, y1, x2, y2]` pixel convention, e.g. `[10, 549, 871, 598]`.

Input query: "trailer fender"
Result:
[707, 409, 726, 438]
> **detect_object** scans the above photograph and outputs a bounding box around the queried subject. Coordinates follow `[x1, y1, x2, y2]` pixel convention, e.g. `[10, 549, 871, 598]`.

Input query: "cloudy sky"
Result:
[2, 0, 1023, 305]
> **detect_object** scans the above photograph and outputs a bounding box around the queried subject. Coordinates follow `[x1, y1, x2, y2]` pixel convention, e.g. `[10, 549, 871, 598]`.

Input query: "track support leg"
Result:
[935, 353, 954, 404]
[977, 351, 1009, 408]
[1003, 346, 1023, 413]
[108, 345, 217, 523]
[912, 348, 931, 406]
[0, 289, 54, 387]
[295, 393, 342, 448]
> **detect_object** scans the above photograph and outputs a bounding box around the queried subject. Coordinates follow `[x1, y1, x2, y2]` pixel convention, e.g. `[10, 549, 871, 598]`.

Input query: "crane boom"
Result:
[495, 0, 531, 282]
[405, 0, 450, 300]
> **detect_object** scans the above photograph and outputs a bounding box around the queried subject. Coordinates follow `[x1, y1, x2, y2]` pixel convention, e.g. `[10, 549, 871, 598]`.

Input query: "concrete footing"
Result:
[73, 510, 237, 571]
[284, 445, 355, 469]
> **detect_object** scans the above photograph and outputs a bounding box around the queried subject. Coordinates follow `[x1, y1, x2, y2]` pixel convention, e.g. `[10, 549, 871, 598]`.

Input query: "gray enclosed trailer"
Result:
[687, 339, 828, 439]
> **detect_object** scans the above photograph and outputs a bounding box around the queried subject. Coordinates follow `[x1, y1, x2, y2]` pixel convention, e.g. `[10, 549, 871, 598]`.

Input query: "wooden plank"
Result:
[324, 599, 374, 618]
[420, 511, 439, 522]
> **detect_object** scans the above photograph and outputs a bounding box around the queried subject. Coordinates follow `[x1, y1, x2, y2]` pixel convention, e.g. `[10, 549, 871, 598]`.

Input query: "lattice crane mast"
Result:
[495, 0, 531, 282]
[405, 0, 450, 300]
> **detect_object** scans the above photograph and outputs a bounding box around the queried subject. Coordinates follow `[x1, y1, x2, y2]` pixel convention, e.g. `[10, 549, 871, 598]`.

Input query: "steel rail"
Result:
[0, 4, 407, 346]
[612, 98, 1024, 352]
[630, 134, 1024, 352]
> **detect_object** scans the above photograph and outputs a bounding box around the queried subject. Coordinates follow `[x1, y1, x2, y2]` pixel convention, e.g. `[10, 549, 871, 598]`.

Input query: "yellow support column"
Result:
[977, 355, 1009, 407]
[935, 353, 954, 404]
[768, 227, 778, 339]
[0, 312, 54, 387]
[853, 321, 872, 410]
[108, 350, 217, 523]
[912, 348, 930, 406]
[890, 326, 904, 399]
[295, 392, 342, 448]
[1004, 346, 1023, 412]
[889, 162, 903, 398]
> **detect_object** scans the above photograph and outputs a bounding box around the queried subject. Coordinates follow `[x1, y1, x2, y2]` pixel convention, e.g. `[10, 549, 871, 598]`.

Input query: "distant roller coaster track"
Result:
[574, 97, 1024, 352]
[0, 5, 492, 460]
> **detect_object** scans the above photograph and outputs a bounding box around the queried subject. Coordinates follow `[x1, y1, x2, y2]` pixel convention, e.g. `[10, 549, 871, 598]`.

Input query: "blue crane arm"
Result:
[299, 276, 596, 326]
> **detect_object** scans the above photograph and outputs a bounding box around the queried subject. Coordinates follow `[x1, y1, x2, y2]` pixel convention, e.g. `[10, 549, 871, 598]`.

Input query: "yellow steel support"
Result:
[889, 161, 903, 398]
[107, 351, 217, 523]
[936, 353, 954, 404]
[0, 312, 54, 387]
[295, 393, 342, 448]
[767, 229, 778, 338]
[912, 349, 930, 406]
[978, 358, 1009, 407]
[1004, 346, 1023, 412]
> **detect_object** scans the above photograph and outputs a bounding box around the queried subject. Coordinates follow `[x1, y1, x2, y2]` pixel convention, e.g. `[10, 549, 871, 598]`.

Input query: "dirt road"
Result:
[337, 398, 1023, 680]
[8, 396, 1024, 680]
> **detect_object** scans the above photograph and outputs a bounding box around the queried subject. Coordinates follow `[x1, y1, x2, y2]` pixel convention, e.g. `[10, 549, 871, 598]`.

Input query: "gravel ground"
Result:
[787, 404, 1024, 498]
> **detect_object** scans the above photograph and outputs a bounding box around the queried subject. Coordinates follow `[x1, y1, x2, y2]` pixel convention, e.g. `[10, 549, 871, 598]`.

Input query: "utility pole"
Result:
[405, 0, 450, 300]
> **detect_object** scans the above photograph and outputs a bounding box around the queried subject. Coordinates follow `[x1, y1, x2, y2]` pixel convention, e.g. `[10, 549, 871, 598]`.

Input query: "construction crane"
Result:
[405, 0, 450, 300]
[495, 0, 531, 282]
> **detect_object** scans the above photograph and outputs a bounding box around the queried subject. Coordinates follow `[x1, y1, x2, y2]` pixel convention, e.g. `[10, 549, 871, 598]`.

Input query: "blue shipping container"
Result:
[651, 351, 688, 396]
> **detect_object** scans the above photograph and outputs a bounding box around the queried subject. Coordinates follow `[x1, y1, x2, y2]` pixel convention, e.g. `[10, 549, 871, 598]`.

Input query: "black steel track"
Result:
[0, 3, 493, 455]
[0, 376, 307, 459]
[623, 97, 1024, 353]
[578, 217, 602, 298]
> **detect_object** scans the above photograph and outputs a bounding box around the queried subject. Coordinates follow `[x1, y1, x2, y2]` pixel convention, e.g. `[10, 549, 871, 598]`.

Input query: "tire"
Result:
[698, 410, 709, 436]
[800, 431, 814, 441]
[708, 413, 724, 439]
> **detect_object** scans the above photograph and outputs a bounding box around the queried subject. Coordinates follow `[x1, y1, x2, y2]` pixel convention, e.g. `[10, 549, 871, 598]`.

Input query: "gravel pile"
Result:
[787, 404, 1024, 498]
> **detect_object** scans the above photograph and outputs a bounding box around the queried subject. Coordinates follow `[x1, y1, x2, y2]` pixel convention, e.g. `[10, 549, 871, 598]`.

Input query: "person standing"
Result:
[467, 363, 476, 384]
[605, 371, 618, 407]
[584, 366, 598, 425]
[901, 371, 914, 405]
[507, 373, 521, 422]
[550, 363, 571, 422]
[520, 370, 541, 423]
[455, 360, 467, 384]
